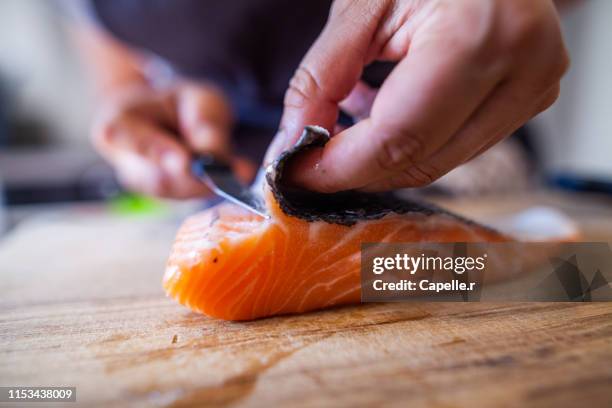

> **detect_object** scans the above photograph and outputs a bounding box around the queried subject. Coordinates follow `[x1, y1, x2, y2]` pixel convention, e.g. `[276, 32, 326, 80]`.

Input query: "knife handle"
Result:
[191, 154, 232, 179]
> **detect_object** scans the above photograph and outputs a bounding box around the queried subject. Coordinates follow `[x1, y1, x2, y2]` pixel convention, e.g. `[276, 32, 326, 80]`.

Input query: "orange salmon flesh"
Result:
[163, 190, 506, 321]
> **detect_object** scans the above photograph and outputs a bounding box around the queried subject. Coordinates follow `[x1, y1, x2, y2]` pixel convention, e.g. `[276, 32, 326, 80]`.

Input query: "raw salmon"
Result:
[163, 127, 508, 320]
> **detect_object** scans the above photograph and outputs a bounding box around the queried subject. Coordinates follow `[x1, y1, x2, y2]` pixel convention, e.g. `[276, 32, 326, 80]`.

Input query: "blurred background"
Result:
[0, 0, 611, 236]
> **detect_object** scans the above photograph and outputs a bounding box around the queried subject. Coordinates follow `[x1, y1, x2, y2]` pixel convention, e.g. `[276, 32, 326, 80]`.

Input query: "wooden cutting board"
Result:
[1, 192, 611, 407]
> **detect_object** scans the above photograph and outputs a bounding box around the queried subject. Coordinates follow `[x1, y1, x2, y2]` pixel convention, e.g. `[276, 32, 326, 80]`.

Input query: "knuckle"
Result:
[536, 84, 561, 113]
[531, 46, 569, 96]
[429, 18, 484, 59]
[553, 48, 571, 80]
[499, 3, 554, 52]
[284, 65, 323, 109]
[429, 2, 499, 60]
[375, 132, 426, 173]
[401, 163, 441, 187]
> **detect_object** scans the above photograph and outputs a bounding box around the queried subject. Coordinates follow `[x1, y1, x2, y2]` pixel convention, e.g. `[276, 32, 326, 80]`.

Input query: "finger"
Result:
[361, 81, 561, 191]
[377, 6, 569, 192]
[339, 80, 377, 121]
[334, 124, 348, 134]
[176, 83, 233, 157]
[107, 85, 178, 127]
[288, 31, 506, 192]
[93, 114, 209, 198]
[466, 80, 563, 162]
[263, 1, 389, 164]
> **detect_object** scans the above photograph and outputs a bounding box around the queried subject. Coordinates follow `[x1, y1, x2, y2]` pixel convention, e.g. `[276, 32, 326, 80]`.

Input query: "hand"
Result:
[267, 0, 569, 192]
[92, 82, 252, 198]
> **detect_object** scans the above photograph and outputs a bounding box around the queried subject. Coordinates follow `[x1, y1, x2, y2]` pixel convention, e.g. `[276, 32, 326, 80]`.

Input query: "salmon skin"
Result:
[163, 126, 507, 320]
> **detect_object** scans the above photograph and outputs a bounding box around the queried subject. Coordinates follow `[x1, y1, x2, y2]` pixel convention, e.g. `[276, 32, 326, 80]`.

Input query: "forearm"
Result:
[69, 23, 147, 98]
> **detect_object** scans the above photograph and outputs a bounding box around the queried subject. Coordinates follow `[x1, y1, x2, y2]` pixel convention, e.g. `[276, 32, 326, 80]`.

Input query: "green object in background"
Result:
[109, 193, 167, 216]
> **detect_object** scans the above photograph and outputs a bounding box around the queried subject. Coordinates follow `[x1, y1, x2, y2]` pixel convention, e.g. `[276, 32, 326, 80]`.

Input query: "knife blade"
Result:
[191, 154, 269, 219]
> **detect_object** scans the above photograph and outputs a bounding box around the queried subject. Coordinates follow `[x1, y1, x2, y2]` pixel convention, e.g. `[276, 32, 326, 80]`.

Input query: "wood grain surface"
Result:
[1, 191, 611, 407]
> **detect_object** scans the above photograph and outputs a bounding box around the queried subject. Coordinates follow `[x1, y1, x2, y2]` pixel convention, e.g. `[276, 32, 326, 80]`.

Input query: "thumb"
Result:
[264, 0, 386, 164]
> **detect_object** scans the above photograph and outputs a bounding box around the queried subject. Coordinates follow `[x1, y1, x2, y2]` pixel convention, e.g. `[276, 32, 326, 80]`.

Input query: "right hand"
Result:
[92, 82, 252, 198]
[267, 0, 568, 193]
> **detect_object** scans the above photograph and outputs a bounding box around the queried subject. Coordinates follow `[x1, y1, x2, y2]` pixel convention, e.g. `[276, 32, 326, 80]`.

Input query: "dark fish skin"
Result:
[266, 126, 493, 229]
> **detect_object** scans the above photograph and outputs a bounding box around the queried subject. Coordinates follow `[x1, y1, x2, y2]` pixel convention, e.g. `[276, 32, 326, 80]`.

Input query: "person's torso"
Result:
[90, 0, 394, 160]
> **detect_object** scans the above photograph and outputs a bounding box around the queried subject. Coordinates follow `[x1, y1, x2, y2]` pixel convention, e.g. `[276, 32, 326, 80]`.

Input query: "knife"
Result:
[191, 154, 269, 219]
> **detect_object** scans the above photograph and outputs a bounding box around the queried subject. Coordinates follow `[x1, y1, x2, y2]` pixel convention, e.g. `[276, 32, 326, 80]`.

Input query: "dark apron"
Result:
[90, 0, 395, 161]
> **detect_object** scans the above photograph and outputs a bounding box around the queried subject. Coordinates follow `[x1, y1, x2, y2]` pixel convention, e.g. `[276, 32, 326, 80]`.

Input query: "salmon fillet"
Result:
[163, 127, 507, 320]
